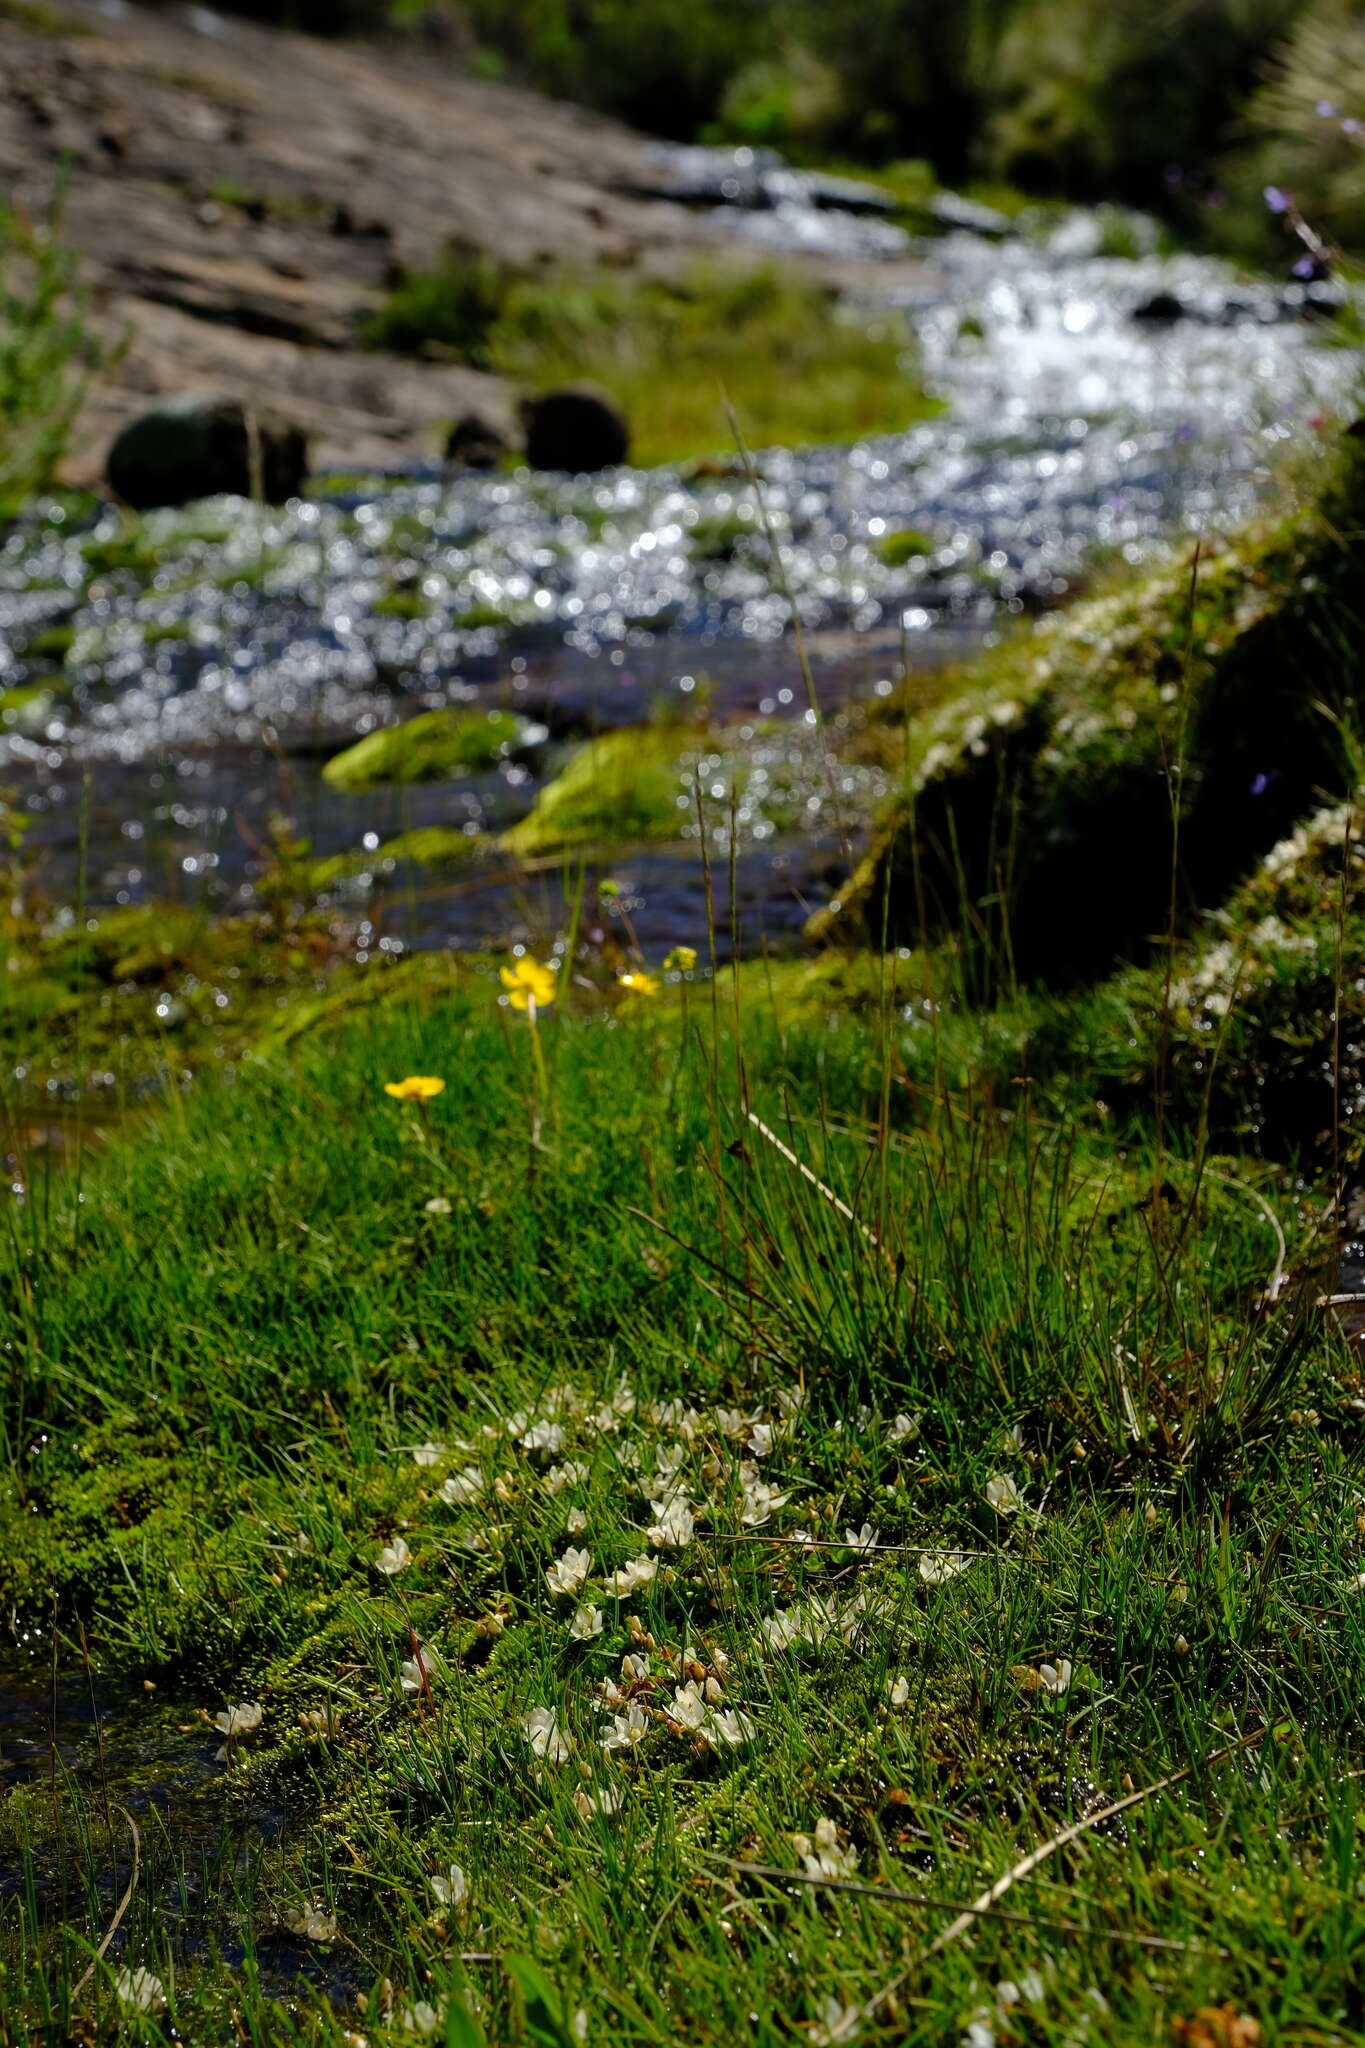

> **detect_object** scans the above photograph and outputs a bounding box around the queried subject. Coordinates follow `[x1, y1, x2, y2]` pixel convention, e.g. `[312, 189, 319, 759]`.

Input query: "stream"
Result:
[0, 148, 1354, 960]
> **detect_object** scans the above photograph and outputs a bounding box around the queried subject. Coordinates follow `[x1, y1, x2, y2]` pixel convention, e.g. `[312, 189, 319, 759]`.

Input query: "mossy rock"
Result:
[322, 708, 535, 791]
[1162, 795, 1365, 1159]
[875, 527, 937, 567]
[815, 452, 1365, 980]
[309, 825, 488, 887]
[499, 726, 694, 855]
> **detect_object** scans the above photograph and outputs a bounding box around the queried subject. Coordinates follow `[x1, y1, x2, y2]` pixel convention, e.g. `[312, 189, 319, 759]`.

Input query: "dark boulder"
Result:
[443, 410, 514, 470]
[106, 393, 309, 510]
[1131, 290, 1186, 325]
[521, 383, 629, 473]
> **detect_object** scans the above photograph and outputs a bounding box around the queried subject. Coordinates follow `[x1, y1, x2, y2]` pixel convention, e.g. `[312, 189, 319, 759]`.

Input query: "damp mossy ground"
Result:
[3, 906, 1365, 2042]
[8, 450, 1365, 2044]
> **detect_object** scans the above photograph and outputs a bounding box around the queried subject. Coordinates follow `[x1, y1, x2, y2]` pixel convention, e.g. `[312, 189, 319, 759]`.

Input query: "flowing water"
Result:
[0, 149, 1354, 959]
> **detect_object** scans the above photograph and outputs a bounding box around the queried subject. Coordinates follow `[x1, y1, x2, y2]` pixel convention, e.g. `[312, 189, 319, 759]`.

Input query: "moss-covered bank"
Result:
[814, 449, 1365, 980]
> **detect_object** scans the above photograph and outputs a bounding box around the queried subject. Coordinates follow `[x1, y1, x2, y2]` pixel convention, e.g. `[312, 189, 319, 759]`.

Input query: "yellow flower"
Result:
[500, 958, 557, 1010]
[384, 1075, 446, 1102]
[618, 971, 660, 998]
[663, 946, 698, 973]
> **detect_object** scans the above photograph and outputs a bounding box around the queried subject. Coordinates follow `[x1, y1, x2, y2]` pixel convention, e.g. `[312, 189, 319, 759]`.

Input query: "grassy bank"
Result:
[367, 261, 936, 469]
[1, 910, 1364, 2039]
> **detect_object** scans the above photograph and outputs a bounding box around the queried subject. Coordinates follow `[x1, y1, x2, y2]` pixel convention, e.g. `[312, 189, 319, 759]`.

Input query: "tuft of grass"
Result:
[365, 255, 938, 466]
[0, 948, 1362, 2039]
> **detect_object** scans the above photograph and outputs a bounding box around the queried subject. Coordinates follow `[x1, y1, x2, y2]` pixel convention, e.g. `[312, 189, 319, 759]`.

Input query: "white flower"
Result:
[521, 1419, 565, 1457]
[115, 1968, 165, 2013]
[985, 1472, 1025, 1515]
[885, 1412, 921, 1446]
[647, 1496, 695, 1548]
[213, 1701, 263, 1740]
[377, 1536, 412, 1575]
[545, 1460, 589, 1495]
[706, 1707, 756, 1746]
[798, 1816, 858, 1879]
[604, 1556, 657, 1596]
[411, 1442, 445, 1467]
[570, 1606, 605, 1641]
[748, 1423, 774, 1459]
[400, 2002, 443, 2037]
[761, 1608, 806, 1651]
[668, 1682, 708, 1731]
[601, 1701, 650, 1751]
[919, 1550, 970, 1583]
[740, 1478, 790, 1527]
[431, 1864, 467, 1908]
[424, 1196, 452, 1215]
[810, 1999, 862, 2046]
[566, 1506, 589, 1536]
[887, 1675, 910, 1708]
[587, 1387, 635, 1433]
[715, 1406, 756, 1440]
[282, 1904, 338, 1941]
[545, 1546, 592, 1596]
[621, 1651, 649, 1679]
[1038, 1658, 1073, 1697]
[573, 1782, 623, 1818]
[400, 1643, 438, 1693]
[843, 1523, 878, 1554]
[439, 1467, 483, 1506]
[1001, 1424, 1024, 1453]
[524, 1707, 572, 1762]
[963, 2022, 996, 2048]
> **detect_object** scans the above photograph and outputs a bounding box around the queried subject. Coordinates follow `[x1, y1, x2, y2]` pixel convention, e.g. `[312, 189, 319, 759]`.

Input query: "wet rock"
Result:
[106, 393, 308, 509]
[1131, 290, 1186, 325]
[928, 191, 1012, 238]
[521, 384, 629, 474]
[443, 410, 514, 470]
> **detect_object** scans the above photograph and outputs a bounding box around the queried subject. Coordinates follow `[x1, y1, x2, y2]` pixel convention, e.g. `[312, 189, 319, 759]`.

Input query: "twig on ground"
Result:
[856, 1728, 1268, 2021]
[710, 1856, 1200, 1954]
[744, 1110, 882, 1248]
[72, 1802, 141, 2000]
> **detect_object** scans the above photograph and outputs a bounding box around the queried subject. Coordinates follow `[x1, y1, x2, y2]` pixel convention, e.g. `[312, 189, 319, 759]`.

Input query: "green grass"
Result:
[6, 437, 1365, 2042]
[366, 259, 937, 468]
[1, 918, 1364, 2041]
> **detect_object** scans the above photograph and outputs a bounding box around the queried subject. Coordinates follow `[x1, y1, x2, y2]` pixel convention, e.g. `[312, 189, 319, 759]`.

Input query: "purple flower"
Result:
[1344, 118, 1362, 136]
[1317, 100, 1339, 118]
[1293, 254, 1318, 278]
[1263, 186, 1291, 215]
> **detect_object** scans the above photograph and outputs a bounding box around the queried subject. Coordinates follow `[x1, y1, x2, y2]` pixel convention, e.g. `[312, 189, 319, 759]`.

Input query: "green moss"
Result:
[874, 526, 937, 567]
[372, 587, 431, 621]
[309, 825, 488, 887]
[816, 453, 1365, 980]
[688, 511, 758, 562]
[498, 726, 693, 854]
[322, 708, 532, 792]
[453, 601, 514, 630]
[0, 681, 55, 729]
